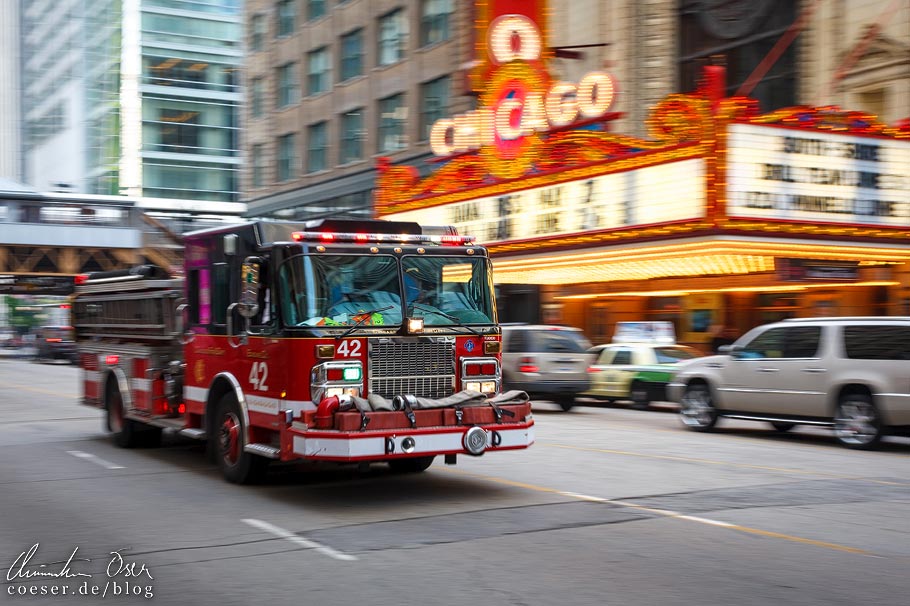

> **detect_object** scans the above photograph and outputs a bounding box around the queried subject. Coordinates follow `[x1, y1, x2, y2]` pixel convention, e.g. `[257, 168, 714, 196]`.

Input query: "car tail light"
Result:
[465, 364, 482, 376]
[481, 363, 496, 375]
[327, 368, 344, 381]
[587, 366, 599, 373]
[519, 356, 538, 373]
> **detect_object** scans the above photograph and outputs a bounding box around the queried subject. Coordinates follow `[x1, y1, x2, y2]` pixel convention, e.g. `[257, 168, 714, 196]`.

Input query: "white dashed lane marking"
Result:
[66, 450, 125, 470]
[242, 518, 358, 561]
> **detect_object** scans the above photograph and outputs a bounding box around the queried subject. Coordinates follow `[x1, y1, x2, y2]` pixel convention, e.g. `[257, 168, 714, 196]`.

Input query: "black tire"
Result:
[555, 397, 575, 412]
[630, 381, 651, 410]
[106, 381, 161, 448]
[216, 394, 269, 484]
[833, 393, 884, 450]
[679, 382, 718, 431]
[388, 456, 435, 473]
[770, 421, 796, 432]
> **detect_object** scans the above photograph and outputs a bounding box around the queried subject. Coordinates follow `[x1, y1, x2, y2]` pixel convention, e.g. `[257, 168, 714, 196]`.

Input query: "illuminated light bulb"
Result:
[488, 15, 542, 64]
[578, 72, 616, 118]
[495, 99, 524, 140]
[546, 82, 579, 126]
[520, 92, 548, 134]
[454, 113, 481, 152]
[430, 119, 457, 156]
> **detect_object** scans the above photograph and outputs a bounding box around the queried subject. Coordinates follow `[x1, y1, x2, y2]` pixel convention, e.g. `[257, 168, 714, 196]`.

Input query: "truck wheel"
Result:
[834, 393, 884, 450]
[680, 382, 718, 431]
[388, 456, 435, 473]
[216, 394, 269, 484]
[106, 383, 162, 448]
[630, 381, 651, 410]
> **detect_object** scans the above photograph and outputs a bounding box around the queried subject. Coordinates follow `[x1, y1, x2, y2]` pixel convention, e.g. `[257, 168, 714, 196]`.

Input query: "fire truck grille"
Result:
[369, 341, 455, 399]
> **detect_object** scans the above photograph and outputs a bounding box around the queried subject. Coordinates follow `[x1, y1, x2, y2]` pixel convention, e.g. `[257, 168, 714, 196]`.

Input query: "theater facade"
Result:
[374, 5, 910, 349]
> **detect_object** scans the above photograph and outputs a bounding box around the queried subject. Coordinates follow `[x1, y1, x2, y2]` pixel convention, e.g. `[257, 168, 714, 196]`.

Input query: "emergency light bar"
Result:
[291, 231, 475, 245]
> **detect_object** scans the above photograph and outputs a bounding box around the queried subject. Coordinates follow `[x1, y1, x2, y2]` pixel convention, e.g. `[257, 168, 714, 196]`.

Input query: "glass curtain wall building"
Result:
[21, 0, 242, 202]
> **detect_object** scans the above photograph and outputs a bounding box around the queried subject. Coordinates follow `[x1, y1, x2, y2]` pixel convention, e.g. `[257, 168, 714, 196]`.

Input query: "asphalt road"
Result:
[1, 358, 908, 606]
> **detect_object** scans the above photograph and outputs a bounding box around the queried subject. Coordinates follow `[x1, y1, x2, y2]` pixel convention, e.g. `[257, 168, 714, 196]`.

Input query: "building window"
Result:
[420, 0, 452, 47]
[159, 108, 199, 151]
[378, 94, 406, 152]
[252, 143, 265, 187]
[251, 77, 264, 118]
[378, 9, 408, 66]
[340, 109, 363, 164]
[278, 133, 297, 181]
[340, 29, 364, 81]
[307, 121, 327, 173]
[277, 63, 299, 108]
[307, 0, 325, 21]
[307, 46, 330, 95]
[250, 14, 266, 51]
[420, 75, 449, 140]
[277, 0, 296, 37]
[678, 0, 796, 112]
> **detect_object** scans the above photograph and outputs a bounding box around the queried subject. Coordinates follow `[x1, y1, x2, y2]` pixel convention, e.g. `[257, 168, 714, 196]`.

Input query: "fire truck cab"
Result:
[73, 219, 534, 483]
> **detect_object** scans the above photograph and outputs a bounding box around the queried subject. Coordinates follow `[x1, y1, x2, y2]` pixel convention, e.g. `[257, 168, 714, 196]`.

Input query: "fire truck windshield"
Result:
[280, 254, 403, 327]
[401, 256, 495, 325]
[278, 254, 496, 328]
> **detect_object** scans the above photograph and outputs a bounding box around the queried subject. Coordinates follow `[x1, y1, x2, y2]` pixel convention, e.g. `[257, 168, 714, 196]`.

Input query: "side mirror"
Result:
[239, 257, 261, 319]
[726, 344, 746, 359]
[717, 344, 733, 355]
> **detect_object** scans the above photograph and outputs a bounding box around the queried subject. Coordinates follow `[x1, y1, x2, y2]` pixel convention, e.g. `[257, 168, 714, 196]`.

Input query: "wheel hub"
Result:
[220, 412, 241, 464]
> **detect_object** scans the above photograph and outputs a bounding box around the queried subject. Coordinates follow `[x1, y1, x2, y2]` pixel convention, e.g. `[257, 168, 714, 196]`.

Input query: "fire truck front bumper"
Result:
[285, 422, 535, 462]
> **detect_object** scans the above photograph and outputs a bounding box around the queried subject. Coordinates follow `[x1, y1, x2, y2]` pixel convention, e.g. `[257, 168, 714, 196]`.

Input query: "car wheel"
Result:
[770, 422, 796, 432]
[388, 456, 435, 473]
[630, 381, 650, 410]
[834, 393, 883, 450]
[555, 396, 575, 412]
[217, 394, 269, 484]
[680, 382, 718, 431]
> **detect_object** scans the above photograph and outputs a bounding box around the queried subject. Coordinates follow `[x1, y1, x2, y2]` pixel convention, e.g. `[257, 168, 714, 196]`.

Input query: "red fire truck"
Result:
[72, 219, 534, 483]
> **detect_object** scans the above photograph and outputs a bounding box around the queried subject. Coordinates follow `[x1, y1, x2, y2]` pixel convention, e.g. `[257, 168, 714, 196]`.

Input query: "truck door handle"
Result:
[758, 368, 779, 373]
[801, 368, 827, 373]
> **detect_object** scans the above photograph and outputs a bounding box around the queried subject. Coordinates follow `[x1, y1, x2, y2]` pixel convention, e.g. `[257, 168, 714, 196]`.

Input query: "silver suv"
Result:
[501, 325, 592, 411]
[668, 317, 910, 449]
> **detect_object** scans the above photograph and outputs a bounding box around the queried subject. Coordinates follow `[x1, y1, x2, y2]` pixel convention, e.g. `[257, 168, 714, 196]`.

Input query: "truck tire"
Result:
[680, 382, 718, 432]
[833, 393, 884, 450]
[388, 456, 435, 473]
[216, 394, 269, 484]
[106, 382, 161, 448]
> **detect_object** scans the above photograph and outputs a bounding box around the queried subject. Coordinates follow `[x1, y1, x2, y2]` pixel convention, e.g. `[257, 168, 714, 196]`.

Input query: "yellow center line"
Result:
[441, 467, 873, 556]
[543, 443, 909, 486]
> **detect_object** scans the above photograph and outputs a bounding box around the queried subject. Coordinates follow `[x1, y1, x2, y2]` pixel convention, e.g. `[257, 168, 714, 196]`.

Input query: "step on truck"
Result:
[72, 219, 534, 483]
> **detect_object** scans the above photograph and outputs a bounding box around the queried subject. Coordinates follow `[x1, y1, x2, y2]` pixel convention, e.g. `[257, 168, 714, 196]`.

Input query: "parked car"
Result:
[34, 325, 77, 364]
[585, 343, 703, 408]
[668, 316, 910, 449]
[501, 325, 593, 411]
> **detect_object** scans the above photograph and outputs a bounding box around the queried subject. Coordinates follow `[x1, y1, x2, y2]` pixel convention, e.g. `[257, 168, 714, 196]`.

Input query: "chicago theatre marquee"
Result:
[374, 2, 910, 346]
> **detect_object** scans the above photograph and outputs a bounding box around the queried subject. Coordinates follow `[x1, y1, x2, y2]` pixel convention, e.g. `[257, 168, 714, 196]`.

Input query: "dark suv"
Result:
[35, 326, 77, 364]
[501, 325, 592, 411]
